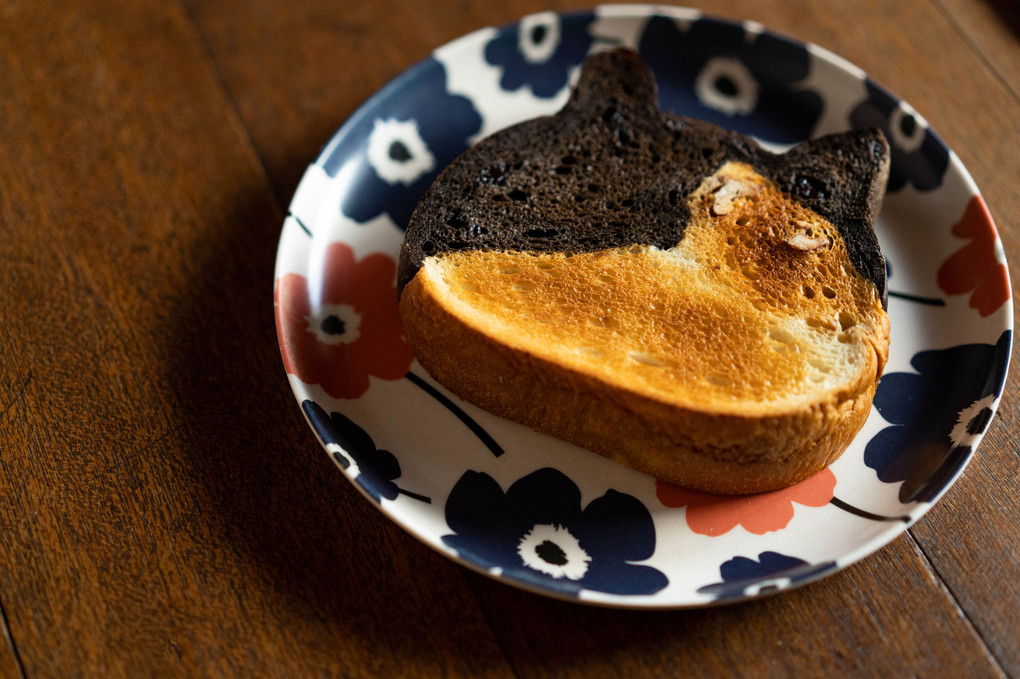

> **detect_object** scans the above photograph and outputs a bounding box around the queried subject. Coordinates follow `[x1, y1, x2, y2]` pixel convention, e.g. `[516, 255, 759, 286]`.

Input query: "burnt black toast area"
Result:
[398, 49, 889, 306]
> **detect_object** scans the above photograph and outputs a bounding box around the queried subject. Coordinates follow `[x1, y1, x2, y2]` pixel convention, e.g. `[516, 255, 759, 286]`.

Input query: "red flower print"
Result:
[655, 469, 836, 536]
[275, 243, 414, 399]
[937, 196, 1010, 317]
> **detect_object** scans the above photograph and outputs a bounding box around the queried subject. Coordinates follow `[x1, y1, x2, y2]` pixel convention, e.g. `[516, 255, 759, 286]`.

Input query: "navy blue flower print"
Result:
[320, 58, 482, 228]
[638, 16, 823, 143]
[443, 468, 667, 596]
[698, 551, 837, 601]
[865, 330, 1011, 503]
[484, 11, 596, 98]
[302, 400, 400, 502]
[849, 80, 950, 192]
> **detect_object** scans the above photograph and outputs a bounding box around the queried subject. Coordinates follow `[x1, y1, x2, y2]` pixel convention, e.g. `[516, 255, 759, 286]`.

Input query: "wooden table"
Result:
[2, 0, 1018, 676]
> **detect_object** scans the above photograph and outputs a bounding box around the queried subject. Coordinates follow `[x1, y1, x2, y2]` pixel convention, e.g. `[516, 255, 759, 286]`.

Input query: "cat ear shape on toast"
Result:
[398, 48, 891, 494]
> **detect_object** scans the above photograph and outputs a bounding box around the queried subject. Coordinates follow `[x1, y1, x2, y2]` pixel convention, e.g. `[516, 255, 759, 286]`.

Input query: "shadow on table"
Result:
[161, 172, 525, 672]
[157, 161, 704, 672]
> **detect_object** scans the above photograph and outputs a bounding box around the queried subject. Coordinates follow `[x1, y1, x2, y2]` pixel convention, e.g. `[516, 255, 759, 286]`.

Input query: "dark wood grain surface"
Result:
[1, 1, 1017, 676]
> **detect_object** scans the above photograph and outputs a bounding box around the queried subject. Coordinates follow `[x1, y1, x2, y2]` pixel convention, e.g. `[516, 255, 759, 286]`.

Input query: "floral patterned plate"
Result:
[274, 5, 1012, 607]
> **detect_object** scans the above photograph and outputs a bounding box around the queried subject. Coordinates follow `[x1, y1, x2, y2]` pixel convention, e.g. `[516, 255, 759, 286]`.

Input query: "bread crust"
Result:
[401, 264, 887, 495]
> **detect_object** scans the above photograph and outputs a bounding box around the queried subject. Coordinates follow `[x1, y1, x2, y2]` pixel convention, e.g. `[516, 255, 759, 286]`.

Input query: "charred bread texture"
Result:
[398, 49, 890, 494]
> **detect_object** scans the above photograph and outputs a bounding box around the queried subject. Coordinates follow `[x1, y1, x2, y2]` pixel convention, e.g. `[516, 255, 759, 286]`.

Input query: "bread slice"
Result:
[398, 49, 890, 494]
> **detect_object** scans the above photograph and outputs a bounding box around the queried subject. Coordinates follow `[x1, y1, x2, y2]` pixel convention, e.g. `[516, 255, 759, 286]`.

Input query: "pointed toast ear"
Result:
[567, 48, 660, 117]
[782, 129, 890, 222]
[776, 129, 891, 307]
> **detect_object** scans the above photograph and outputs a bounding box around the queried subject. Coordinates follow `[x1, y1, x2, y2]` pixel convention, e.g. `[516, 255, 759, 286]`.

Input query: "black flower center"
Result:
[530, 24, 547, 45]
[714, 75, 739, 97]
[967, 407, 993, 435]
[321, 315, 346, 336]
[535, 539, 568, 566]
[899, 113, 917, 138]
[388, 141, 412, 162]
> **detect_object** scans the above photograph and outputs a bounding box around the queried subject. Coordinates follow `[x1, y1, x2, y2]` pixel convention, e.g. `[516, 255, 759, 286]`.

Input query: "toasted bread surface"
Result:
[398, 50, 890, 306]
[398, 49, 890, 494]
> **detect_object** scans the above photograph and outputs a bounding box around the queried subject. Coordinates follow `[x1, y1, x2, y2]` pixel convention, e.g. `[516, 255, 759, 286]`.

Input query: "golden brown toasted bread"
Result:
[398, 49, 890, 494]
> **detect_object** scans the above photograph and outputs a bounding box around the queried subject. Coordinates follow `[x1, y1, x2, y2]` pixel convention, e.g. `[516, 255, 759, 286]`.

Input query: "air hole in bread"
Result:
[803, 285, 816, 299]
[597, 274, 614, 284]
[706, 373, 734, 387]
[536, 261, 556, 270]
[838, 311, 856, 330]
[478, 163, 508, 185]
[499, 265, 522, 274]
[588, 316, 620, 329]
[792, 220, 815, 237]
[807, 317, 837, 330]
[515, 281, 537, 292]
[667, 188, 680, 206]
[509, 189, 529, 202]
[736, 216, 751, 227]
[741, 267, 760, 281]
[838, 332, 852, 344]
[808, 357, 832, 373]
[588, 183, 601, 193]
[554, 166, 572, 175]
[822, 286, 837, 299]
[561, 155, 578, 165]
[768, 327, 797, 345]
[446, 214, 469, 230]
[616, 128, 636, 148]
[629, 351, 666, 367]
[792, 174, 827, 201]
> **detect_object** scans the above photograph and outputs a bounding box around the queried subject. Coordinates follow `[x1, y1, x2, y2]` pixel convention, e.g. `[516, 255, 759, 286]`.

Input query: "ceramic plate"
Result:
[273, 5, 1012, 607]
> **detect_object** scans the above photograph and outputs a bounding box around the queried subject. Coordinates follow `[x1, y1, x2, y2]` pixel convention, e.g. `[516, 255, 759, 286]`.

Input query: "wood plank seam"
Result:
[0, 597, 27, 679]
[0, 367, 33, 678]
[905, 530, 1009, 677]
[929, 0, 1020, 106]
[464, 577, 527, 679]
[173, 0, 288, 209]
[96, 425, 185, 477]
[0, 370, 32, 425]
